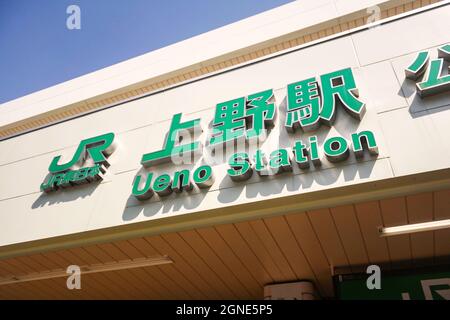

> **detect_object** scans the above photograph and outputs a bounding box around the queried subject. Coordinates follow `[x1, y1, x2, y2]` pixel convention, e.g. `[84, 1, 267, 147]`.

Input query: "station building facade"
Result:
[0, 0, 449, 299]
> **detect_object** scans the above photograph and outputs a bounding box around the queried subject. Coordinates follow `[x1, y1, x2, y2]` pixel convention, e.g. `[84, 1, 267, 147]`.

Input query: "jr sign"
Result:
[40, 133, 116, 192]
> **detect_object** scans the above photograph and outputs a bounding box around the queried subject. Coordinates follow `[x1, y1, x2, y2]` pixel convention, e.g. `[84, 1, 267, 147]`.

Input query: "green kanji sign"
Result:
[140, 113, 202, 167]
[286, 67, 365, 133]
[210, 89, 276, 146]
[405, 44, 450, 97]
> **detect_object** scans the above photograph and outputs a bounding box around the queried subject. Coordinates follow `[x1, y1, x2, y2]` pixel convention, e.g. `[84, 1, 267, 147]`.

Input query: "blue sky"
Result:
[0, 0, 292, 104]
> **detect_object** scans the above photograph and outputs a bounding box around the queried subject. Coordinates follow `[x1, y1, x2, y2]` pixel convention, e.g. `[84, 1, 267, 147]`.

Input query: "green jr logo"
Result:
[41, 132, 116, 193]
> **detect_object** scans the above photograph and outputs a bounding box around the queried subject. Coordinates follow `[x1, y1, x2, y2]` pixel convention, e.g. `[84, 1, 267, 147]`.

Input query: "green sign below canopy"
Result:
[336, 268, 450, 300]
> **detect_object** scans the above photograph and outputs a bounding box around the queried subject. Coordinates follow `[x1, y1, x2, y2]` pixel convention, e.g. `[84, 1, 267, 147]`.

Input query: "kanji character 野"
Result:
[210, 89, 276, 146]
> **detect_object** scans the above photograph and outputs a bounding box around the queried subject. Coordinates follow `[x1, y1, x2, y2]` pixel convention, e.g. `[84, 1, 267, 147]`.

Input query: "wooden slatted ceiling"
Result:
[0, 189, 449, 299]
[435, 190, 450, 257]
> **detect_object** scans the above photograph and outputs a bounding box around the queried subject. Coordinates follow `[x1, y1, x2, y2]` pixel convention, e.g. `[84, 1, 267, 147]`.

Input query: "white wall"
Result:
[0, 4, 449, 247]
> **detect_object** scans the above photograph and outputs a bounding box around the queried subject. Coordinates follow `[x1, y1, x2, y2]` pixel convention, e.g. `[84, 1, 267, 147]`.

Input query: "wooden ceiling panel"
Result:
[0, 260, 22, 277]
[160, 232, 227, 299]
[177, 230, 253, 299]
[284, 212, 333, 297]
[433, 189, 450, 258]
[81, 245, 115, 264]
[247, 220, 297, 281]
[0, 189, 449, 299]
[406, 193, 434, 266]
[146, 235, 214, 300]
[71, 273, 112, 299]
[67, 247, 103, 266]
[96, 243, 130, 262]
[263, 216, 317, 284]
[354, 201, 391, 265]
[130, 267, 173, 299]
[1, 258, 35, 275]
[214, 224, 273, 286]
[330, 205, 370, 268]
[0, 283, 36, 300]
[113, 269, 158, 299]
[109, 271, 147, 299]
[233, 221, 287, 283]
[379, 196, 412, 268]
[113, 240, 146, 260]
[31, 278, 70, 300]
[141, 265, 192, 300]
[196, 226, 263, 298]
[307, 209, 350, 270]
[45, 248, 120, 300]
